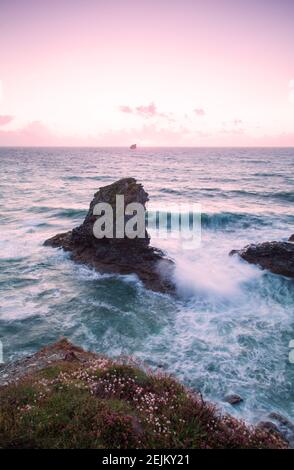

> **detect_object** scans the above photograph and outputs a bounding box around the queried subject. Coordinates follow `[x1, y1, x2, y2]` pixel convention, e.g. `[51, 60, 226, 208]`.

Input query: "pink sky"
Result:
[0, 0, 293, 146]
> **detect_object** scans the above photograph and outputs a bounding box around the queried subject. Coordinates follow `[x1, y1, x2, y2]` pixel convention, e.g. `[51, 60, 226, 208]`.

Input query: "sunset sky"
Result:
[0, 0, 293, 146]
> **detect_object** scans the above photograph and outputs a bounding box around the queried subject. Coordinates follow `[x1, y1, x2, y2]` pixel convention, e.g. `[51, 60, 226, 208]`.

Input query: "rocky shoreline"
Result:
[230, 234, 294, 278]
[0, 339, 289, 449]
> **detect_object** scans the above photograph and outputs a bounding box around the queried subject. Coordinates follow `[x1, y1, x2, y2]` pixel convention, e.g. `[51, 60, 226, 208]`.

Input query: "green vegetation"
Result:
[0, 356, 286, 449]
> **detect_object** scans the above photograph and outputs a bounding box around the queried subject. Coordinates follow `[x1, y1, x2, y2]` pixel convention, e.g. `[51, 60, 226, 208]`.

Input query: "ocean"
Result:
[0, 146, 293, 425]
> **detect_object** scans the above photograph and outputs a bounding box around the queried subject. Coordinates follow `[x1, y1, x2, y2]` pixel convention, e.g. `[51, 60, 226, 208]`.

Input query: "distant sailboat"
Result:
[130, 144, 137, 150]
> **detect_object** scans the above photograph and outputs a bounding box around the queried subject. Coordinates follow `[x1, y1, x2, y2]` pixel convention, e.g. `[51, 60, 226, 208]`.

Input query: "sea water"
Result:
[0, 146, 293, 424]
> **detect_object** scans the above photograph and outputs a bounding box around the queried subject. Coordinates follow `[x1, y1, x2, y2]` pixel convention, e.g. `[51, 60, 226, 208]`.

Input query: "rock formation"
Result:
[224, 394, 244, 406]
[44, 178, 174, 293]
[267, 412, 294, 447]
[230, 239, 294, 278]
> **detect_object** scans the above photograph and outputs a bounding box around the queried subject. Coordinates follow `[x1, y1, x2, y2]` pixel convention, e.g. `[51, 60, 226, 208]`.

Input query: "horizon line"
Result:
[0, 145, 294, 149]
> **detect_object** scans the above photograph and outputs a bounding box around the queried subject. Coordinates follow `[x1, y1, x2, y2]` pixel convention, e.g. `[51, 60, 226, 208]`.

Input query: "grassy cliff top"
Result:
[0, 339, 287, 449]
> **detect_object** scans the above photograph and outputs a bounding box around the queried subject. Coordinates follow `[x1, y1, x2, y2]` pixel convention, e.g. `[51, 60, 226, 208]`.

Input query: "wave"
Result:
[62, 175, 112, 182]
[253, 172, 286, 177]
[159, 188, 183, 195]
[29, 206, 55, 214]
[75, 265, 141, 286]
[201, 211, 271, 229]
[269, 191, 294, 202]
[50, 208, 87, 219]
[147, 210, 274, 230]
[28, 206, 86, 218]
[220, 189, 294, 202]
[158, 187, 294, 203]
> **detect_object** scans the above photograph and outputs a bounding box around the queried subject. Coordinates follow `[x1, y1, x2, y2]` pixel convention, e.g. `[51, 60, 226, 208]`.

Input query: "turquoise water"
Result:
[0, 147, 293, 424]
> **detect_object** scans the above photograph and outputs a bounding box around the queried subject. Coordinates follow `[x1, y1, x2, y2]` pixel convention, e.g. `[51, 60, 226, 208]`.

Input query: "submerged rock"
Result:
[44, 177, 174, 293]
[224, 394, 244, 405]
[230, 240, 294, 278]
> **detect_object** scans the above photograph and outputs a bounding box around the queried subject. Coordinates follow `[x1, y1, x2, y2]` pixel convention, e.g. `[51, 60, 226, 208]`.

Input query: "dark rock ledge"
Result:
[0, 338, 92, 386]
[230, 234, 294, 278]
[44, 178, 175, 293]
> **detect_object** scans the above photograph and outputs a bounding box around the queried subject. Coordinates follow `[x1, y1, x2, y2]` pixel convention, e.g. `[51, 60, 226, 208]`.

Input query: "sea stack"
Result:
[44, 177, 174, 293]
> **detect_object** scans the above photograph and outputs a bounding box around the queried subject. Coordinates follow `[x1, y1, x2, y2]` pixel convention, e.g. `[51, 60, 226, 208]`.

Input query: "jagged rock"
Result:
[224, 394, 243, 405]
[63, 351, 79, 362]
[0, 338, 92, 386]
[44, 178, 174, 293]
[256, 421, 281, 435]
[268, 412, 294, 432]
[230, 240, 294, 278]
[289, 234, 294, 242]
[267, 412, 294, 447]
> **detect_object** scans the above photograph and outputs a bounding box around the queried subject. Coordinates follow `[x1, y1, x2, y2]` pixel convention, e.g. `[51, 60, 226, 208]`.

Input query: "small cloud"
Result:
[119, 105, 133, 114]
[136, 102, 157, 117]
[194, 108, 205, 116]
[0, 80, 2, 103]
[289, 79, 294, 89]
[119, 102, 172, 120]
[0, 115, 14, 126]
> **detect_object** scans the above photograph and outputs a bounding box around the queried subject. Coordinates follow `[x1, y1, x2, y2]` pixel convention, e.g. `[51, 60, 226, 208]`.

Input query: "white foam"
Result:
[75, 264, 141, 286]
[173, 246, 261, 299]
